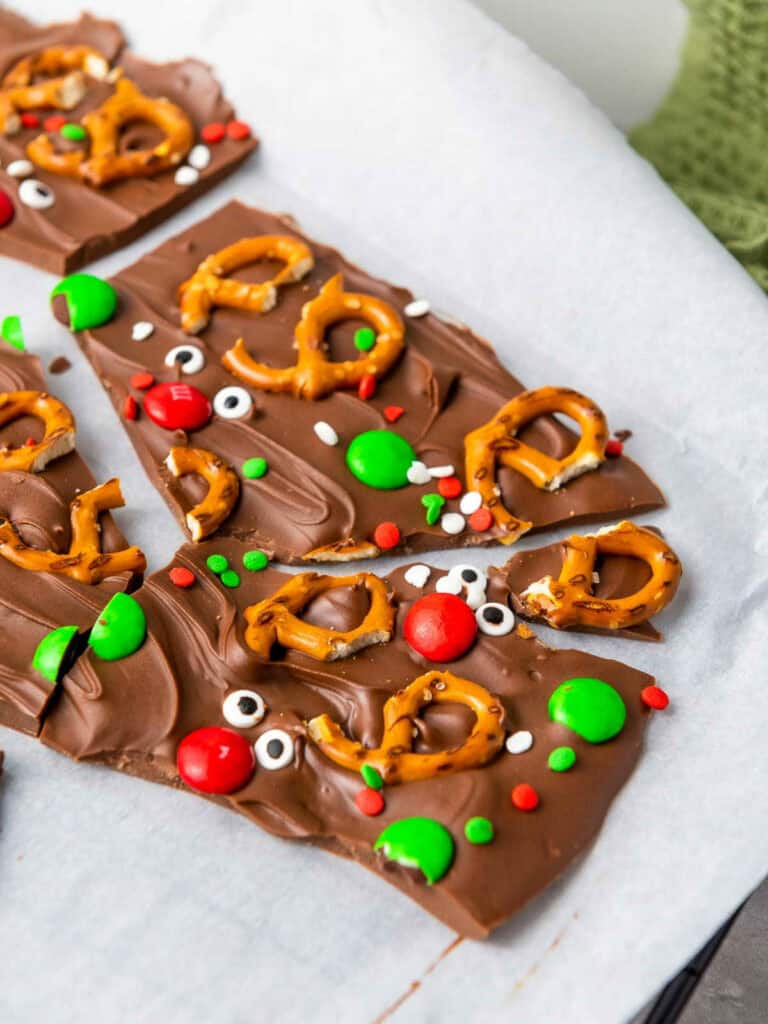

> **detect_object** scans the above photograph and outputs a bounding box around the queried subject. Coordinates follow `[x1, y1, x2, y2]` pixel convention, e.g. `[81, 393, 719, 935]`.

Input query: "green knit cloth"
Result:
[631, 0, 768, 290]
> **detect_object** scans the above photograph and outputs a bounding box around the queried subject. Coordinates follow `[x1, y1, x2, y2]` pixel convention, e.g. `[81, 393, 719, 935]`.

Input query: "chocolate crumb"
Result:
[48, 356, 72, 374]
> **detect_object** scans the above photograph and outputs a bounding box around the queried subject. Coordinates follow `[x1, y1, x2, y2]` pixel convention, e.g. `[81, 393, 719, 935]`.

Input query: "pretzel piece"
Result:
[308, 670, 506, 784]
[0, 390, 76, 473]
[464, 386, 609, 544]
[165, 446, 240, 541]
[178, 235, 315, 335]
[519, 520, 682, 631]
[223, 273, 405, 400]
[0, 477, 146, 583]
[244, 571, 394, 660]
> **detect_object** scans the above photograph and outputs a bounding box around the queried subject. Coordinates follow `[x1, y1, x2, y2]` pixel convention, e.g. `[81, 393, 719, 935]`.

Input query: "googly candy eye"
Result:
[213, 385, 253, 419]
[19, 178, 55, 210]
[436, 563, 488, 609]
[475, 602, 515, 636]
[164, 344, 206, 374]
[254, 728, 295, 770]
[222, 689, 266, 728]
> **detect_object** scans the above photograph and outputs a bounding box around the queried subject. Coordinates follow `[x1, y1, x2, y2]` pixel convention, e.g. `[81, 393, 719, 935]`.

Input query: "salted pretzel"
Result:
[244, 571, 394, 660]
[0, 477, 146, 584]
[223, 273, 405, 400]
[307, 670, 506, 784]
[165, 446, 240, 541]
[464, 386, 609, 544]
[178, 235, 315, 335]
[27, 77, 194, 186]
[0, 390, 76, 473]
[0, 45, 109, 135]
[519, 520, 682, 631]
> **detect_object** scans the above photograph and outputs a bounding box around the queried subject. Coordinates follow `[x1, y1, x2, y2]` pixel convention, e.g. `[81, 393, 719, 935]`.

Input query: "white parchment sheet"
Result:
[1, 2, 767, 1022]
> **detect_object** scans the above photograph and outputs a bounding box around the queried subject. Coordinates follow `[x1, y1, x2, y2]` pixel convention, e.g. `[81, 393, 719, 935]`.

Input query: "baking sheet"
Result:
[1, 1, 767, 1022]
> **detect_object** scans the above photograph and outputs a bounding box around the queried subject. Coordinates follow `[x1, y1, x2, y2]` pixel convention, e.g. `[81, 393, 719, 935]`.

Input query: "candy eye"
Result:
[19, 178, 54, 210]
[222, 689, 266, 728]
[213, 385, 253, 419]
[254, 728, 294, 770]
[164, 344, 205, 374]
[476, 602, 515, 636]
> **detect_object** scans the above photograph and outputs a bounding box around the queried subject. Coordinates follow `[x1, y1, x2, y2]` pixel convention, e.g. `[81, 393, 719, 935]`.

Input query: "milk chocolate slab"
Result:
[62, 200, 665, 563]
[0, 344, 142, 734]
[41, 540, 660, 937]
[0, 13, 256, 274]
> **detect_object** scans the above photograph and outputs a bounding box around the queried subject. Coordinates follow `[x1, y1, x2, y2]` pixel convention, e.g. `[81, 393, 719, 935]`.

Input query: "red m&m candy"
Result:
[143, 381, 212, 431]
[0, 188, 14, 228]
[403, 592, 478, 661]
[177, 726, 256, 794]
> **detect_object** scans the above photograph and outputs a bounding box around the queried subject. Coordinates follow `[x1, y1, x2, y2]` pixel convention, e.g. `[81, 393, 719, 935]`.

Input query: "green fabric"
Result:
[631, 0, 768, 290]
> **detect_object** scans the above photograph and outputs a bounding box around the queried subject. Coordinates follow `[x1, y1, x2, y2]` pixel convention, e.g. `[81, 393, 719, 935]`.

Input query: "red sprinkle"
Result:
[169, 567, 196, 589]
[123, 395, 138, 421]
[605, 438, 624, 457]
[20, 112, 40, 128]
[383, 405, 404, 423]
[511, 783, 540, 811]
[373, 521, 401, 550]
[468, 507, 493, 532]
[358, 373, 376, 400]
[43, 114, 67, 132]
[355, 788, 385, 816]
[437, 476, 462, 499]
[24, 436, 36, 447]
[201, 122, 226, 143]
[130, 371, 155, 390]
[0, 188, 14, 228]
[226, 120, 251, 140]
[641, 685, 670, 710]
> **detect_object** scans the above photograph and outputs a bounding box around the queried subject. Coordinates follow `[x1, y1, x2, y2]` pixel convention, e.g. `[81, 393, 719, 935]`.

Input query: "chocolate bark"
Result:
[41, 540, 659, 937]
[62, 200, 665, 564]
[0, 13, 256, 274]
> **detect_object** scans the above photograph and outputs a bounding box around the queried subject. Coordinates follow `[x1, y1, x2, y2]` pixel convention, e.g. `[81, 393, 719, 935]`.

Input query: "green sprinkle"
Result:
[32, 624, 78, 683]
[464, 816, 494, 845]
[1, 314, 24, 351]
[354, 326, 376, 351]
[242, 456, 268, 479]
[243, 549, 269, 572]
[220, 569, 241, 588]
[548, 677, 627, 744]
[548, 746, 577, 772]
[361, 764, 383, 790]
[206, 553, 229, 575]
[374, 816, 454, 885]
[421, 492, 445, 525]
[60, 123, 87, 141]
[88, 594, 146, 662]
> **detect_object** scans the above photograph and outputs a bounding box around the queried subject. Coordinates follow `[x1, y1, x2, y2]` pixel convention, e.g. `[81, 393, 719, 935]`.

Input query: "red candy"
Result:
[437, 476, 462, 499]
[201, 122, 226, 143]
[169, 567, 196, 588]
[357, 373, 376, 400]
[403, 592, 478, 662]
[641, 685, 670, 710]
[143, 381, 212, 431]
[468, 507, 493, 532]
[177, 726, 256, 794]
[0, 188, 14, 228]
[511, 783, 539, 811]
[373, 521, 401, 550]
[605, 438, 624, 457]
[355, 788, 385, 816]
[123, 395, 138, 421]
[226, 120, 251, 140]
[20, 112, 39, 128]
[383, 405, 404, 423]
[43, 114, 66, 132]
[130, 371, 155, 390]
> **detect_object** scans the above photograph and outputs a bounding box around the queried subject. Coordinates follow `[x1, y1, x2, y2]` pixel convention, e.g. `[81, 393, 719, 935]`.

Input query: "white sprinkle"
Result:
[6, 159, 33, 178]
[188, 144, 211, 170]
[441, 512, 465, 535]
[406, 460, 431, 485]
[592, 571, 601, 585]
[131, 321, 155, 342]
[404, 564, 431, 589]
[435, 573, 463, 596]
[174, 165, 199, 186]
[404, 298, 430, 318]
[314, 421, 338, 446]
[506, 730, 534, 755]
[428, 464, 455, 479]
[459, 490, 483, 515]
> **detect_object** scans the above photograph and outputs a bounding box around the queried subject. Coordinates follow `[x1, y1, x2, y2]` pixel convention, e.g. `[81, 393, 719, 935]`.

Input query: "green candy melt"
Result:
[1, 314, 25, 351]
[548, 677, 626, 744]
[32, 624, 79, 683]
[50, 273, 117, 331]
[89, 593, 146, 662]
[346, 430, 416, 489]
[374, 816, 454, 885]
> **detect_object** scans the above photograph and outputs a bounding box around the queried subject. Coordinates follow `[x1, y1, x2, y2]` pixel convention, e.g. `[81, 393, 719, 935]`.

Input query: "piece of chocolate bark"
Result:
[52, 200, 665, 564]
[0, 342, 145, 734]
[41, 540, 667, 937]
[0, 12, 256, 274]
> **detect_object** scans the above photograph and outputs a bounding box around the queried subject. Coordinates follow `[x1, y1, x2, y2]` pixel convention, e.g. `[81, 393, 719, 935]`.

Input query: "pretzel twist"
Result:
[0, 389, 76, 473]
[244, 572, 394, 660]
[464, 386, 609, 544]
[165, 446, 240, 542]
[520, 520, 682, 631]
[0, 477, 146, 583]
[178, 235, 315, 335]
[307, 670, 506, 784]
[27, 77, 194, 186]
[223, 272, 405, 400]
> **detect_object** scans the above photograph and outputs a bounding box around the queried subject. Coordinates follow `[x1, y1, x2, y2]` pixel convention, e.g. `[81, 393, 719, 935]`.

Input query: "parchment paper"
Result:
[0, 2, 766, 1022]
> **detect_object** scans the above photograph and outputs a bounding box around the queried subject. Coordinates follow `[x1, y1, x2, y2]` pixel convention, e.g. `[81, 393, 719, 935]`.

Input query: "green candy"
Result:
[243, 550, 268, 572]
[548, 677, 626, 744]
[374, 816, 454, 885]
[89, 594, 146, 662]
[548, 746, 577, 772]
[464, 816, 494, 845]
[361, 764, 383, 790]
[346, 430, 416, 490]
[60, 123, 87, 141]
[1, 314, 24, 351]
[32, 624, 78, 683]
[50, 273, 117, 331]
[421, 492, 445, 525]
[242, 457, 268, 479]
[220, 569, 241, 588]
[206, 553, 229, 574]
[353, 326, 376, 352]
